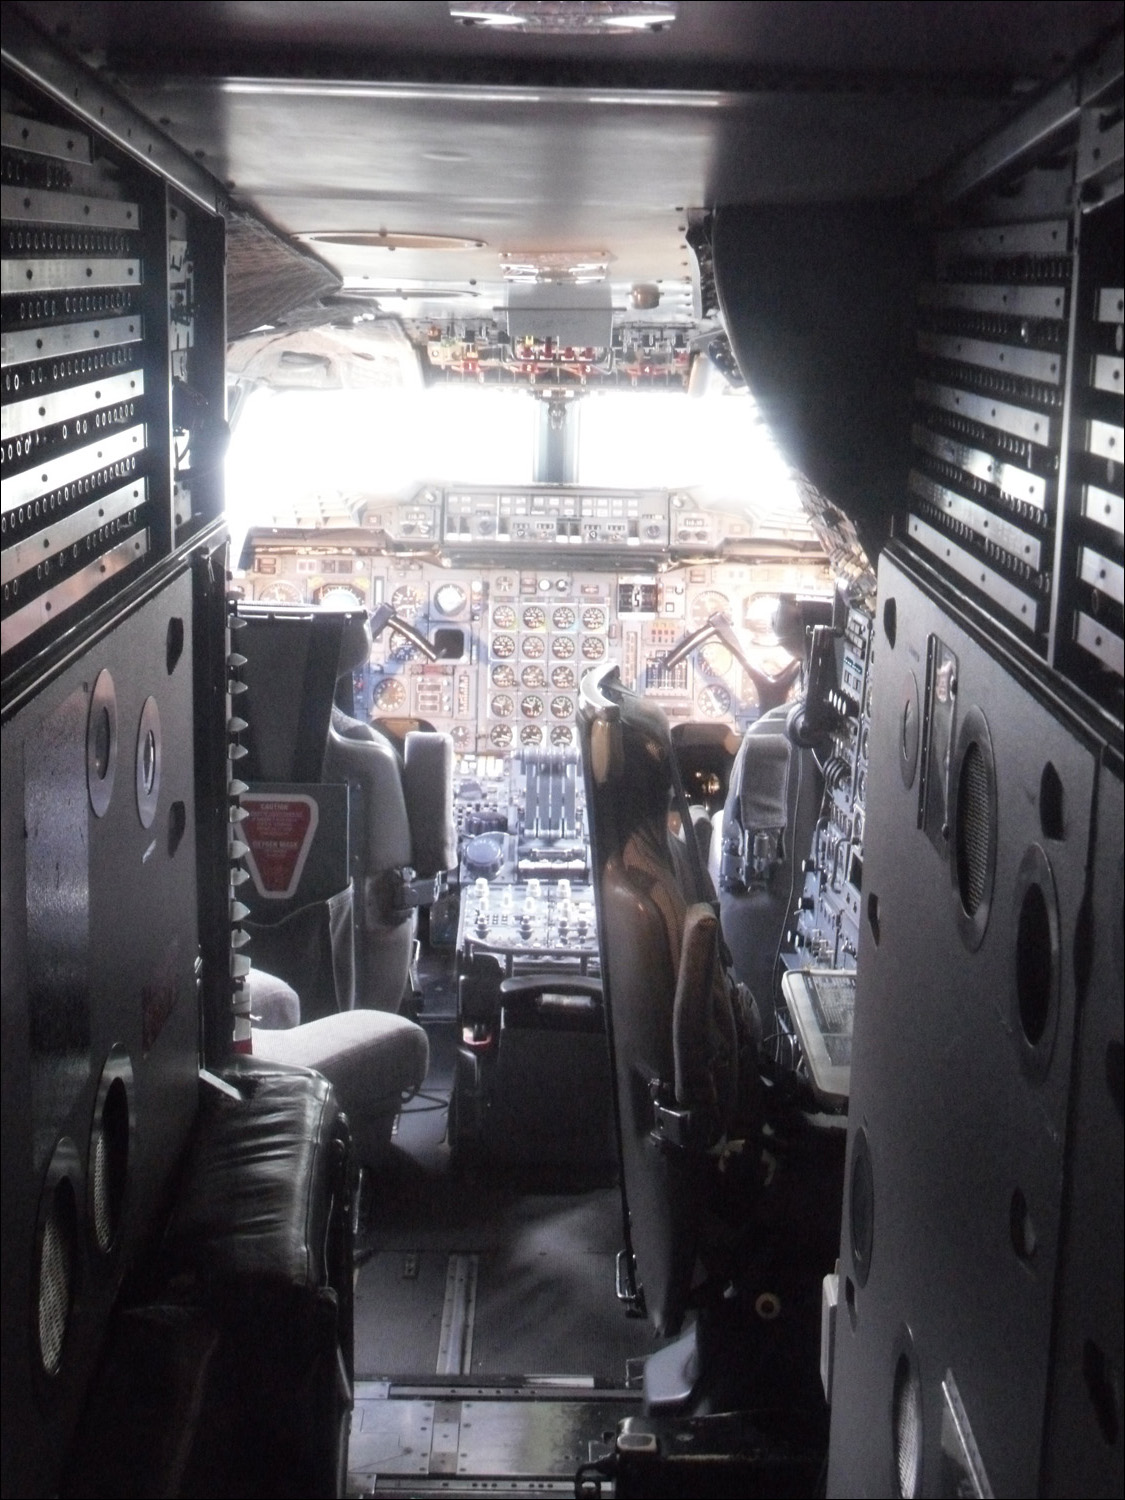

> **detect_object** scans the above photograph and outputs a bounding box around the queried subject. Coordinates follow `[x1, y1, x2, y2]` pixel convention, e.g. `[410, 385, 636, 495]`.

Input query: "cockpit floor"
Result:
[354, 1014, 661, 1384]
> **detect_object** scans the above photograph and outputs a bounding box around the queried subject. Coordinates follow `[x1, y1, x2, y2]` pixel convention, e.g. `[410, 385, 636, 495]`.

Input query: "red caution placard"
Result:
[242, 793, 319, 900]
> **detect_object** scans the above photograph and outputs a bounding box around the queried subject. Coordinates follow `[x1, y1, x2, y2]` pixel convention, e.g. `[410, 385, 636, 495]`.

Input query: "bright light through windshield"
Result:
[577, 389, 800, 511]
[224, 374, 806, 542]
[225, 386, 537, 539]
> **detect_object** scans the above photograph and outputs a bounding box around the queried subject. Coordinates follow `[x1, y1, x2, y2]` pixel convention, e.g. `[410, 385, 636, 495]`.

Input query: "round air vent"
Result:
[89, 1049, 133, 1255]
[1011, 844, 1061, 1081]
[892, 1341, 923, 1498]
[849, 1127, 875, 1288]
[86, 669, 118, 818]
[135, 695, 162, 830]
[35, 1140, 81, 1378]
[950, 707, 997, 951]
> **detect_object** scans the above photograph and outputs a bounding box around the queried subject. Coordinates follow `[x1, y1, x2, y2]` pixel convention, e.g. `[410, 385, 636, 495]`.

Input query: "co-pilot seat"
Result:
[325, 612, 457, 1012]
[237, 606, 451, 1161]
[578, 662, 763, 1405]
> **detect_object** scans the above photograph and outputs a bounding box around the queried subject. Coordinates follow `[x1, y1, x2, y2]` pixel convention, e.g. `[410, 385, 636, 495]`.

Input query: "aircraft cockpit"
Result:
[2, 6, 1121, 1498]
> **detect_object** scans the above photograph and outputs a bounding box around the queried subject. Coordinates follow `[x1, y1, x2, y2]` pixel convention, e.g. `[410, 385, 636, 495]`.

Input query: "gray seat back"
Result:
[579, 663, 750, 1336]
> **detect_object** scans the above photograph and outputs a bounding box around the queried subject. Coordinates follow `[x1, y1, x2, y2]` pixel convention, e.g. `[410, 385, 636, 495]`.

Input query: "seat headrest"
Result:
[336, 612, 373, 677]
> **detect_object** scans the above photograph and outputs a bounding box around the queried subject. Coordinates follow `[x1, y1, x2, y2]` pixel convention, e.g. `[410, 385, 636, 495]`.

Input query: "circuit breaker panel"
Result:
[2, 46, 225, 694]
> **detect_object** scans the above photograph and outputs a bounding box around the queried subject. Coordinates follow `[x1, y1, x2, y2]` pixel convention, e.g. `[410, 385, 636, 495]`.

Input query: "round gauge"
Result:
[551, 664, 576, 690]
[550, 695, 575, 719]
[552, 605, 576, 630]
[521, 694, 544, 718]
[433, 582, 468, 617]
[582, 606, 606, 631]
[491, 633, 516, 659]
[451, 724, 470, 747]
[697, 683, 733, 717]
[490, 694, 514, 718]
[690, 590, 730, 627]
[744, 593, 782, 643]
[522, 604, 547, 631]
[522, 635, 546, 659]
[492, 604, 517, 630]
[491, 664, 517, 688]
[552, 635, 576, 660]
[581, 635, 606, 661]
[521, 664, 546, 688]
[316, 583, 366, 608]
[551, 724, 574, 748]
[490, 723, 513, 749]
[388, 630, 423, 662]
[699, 642, 733, 677]
[520, 724, 544, 747]
[257, 579, 302, 603]
[372, 676, 407, 711]
[391, 585, 424, 620]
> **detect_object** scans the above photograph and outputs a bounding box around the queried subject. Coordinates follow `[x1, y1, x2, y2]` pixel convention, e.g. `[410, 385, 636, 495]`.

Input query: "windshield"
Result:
[224, 365, 809, 546]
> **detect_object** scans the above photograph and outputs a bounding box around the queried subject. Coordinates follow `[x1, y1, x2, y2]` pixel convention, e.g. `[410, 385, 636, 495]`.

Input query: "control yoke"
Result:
[660, 611, 800, 714]
[370, 601, 440, 662]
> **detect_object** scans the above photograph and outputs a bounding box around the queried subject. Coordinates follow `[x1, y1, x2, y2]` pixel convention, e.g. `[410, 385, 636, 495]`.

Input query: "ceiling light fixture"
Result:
[449, 2, 677, 35]
[298, 231, 486, 251]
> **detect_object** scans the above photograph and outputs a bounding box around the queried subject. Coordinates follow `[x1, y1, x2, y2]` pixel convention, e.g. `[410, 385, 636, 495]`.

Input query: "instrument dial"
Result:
[551, 664, 576, 690]
[522, 604, 547, 631]
[372, 677, 407, 711]
[690, 590, 729, 627]
[490, 694, 514, 718]
[491, 664, 517, 688]
[522, 634, 546, 659]
[492, 604, 517, 629]
[433, 582, 468, 617]
[550, 724, 574, 748]
[257, 580, 302, 603]
[744, 593, 782, 643]
[521, 664, 546, 688]
[391, 585, 425, 620]
[316, 583, 366, 608]
[581, 635, 606, 661]
[552, 635, 576, 660]
[520, 724, 544, 747]
[696, 683, 733, 717]
[491, 633, 516, 659]
[521, 694, 544, 718]
[582, 606, 606, 631]
[490, 723, 513, 748]
[552, 605, 576, 630]
[388, 630, 423, 662]
[699, 643, 733, 678]
[550, 695, 575, 719]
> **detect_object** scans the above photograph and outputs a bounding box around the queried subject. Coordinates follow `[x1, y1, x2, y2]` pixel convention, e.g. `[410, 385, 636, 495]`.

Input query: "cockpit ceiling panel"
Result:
[19, 2, 1124, 84]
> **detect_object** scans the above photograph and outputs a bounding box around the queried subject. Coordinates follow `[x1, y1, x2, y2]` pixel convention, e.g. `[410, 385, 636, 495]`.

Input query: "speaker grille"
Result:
[38, 1182, 77, 1375]
[956, 740, 992, 916]
[90, 1073, 129, 1254]
[893, 1349, 923, 1498]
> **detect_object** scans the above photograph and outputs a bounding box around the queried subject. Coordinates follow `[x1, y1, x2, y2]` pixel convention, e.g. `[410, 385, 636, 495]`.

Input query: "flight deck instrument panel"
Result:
[240, 485, 831, 756]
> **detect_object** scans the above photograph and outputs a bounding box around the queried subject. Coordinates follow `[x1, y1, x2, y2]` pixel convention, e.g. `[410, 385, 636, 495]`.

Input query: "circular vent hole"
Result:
[1038, 762, 1064, 840]
[892, 1349, 923, 1497]
[883, 597, 897, 649]
[955, 741, 992, 917]
[1016, 881, 1052, 1046]
[1010, 1187, 1038, 1263]
[850, 1129, 874, 1287]
[38, 1177, 78, 1376]
[91, 1076, 129, 1253]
